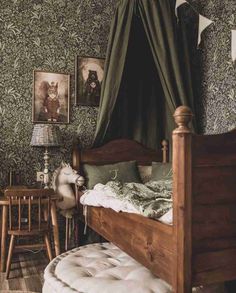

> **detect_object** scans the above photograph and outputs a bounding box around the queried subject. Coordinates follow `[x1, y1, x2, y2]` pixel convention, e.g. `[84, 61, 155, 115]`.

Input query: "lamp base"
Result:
[43, 147, 50, 189]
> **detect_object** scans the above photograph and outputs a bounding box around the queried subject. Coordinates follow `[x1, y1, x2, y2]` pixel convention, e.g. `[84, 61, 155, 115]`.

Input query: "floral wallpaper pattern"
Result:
[0, 0, 117, 187]
[186, 0, 236, 133]
[0, 0, 235, 188]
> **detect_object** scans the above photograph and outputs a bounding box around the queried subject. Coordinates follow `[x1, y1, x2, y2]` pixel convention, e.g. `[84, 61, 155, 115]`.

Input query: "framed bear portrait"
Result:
[32, 70, 70, 124]
[75, 56, 105, 106]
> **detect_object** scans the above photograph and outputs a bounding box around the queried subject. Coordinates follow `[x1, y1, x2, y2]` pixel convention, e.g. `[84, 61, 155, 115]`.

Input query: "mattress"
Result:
[43, 243, 225, 293]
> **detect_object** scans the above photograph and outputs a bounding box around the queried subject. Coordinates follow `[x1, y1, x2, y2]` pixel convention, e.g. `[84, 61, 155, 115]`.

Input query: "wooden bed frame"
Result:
[72, 106, 236, 293]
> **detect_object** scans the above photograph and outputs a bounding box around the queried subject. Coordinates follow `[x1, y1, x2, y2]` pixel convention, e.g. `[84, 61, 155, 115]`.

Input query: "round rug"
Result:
[0, 291, 39, 293]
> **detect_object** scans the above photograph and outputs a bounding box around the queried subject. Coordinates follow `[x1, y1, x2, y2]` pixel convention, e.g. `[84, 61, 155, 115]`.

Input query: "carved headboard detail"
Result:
[72, 139, 169, 171]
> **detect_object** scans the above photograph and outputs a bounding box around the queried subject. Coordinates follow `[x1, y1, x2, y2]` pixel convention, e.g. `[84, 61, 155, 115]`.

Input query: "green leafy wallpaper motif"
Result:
[0, 0, 117, 187]
[0, 0, 235, 188]
[187, 0, 236, 133]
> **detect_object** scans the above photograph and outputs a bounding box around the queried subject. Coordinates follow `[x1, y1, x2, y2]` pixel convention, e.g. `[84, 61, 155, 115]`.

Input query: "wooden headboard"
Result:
[72, 139, 169, 171]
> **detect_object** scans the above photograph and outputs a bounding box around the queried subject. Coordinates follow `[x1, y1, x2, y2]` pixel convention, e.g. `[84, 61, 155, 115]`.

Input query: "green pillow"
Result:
[151, 162, 172, 181]
[83, 161, 141, 189]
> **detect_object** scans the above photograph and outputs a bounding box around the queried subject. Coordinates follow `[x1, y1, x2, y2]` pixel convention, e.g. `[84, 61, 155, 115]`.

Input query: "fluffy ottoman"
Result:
[43, 243, 225, 293]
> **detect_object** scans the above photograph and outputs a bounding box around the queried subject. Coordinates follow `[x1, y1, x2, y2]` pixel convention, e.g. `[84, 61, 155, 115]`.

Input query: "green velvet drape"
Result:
[94, 0, 196, 149]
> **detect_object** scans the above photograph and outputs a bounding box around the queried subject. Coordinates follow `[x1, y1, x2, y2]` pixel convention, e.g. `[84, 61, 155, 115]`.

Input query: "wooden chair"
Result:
[4, 188, 55, 279]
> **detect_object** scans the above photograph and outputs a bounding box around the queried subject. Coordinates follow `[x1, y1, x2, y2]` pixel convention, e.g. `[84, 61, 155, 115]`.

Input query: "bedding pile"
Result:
[80, 179, 173, 221]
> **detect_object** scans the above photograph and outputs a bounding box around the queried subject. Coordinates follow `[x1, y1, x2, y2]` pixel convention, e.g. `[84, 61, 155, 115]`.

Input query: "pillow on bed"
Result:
[83, 161, 142, 189]
[151, 162, 172, 181]
[138, 165, 152, 183]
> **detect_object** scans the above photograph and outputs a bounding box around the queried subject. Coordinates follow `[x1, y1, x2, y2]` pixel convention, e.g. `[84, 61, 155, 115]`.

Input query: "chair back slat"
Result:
[18, 197, 21, 230]
[47, 197, 51, 229]
[4, 188, 55, 233]
[9, 197, 12, 230]
[38, 197, 41, 231]
[28, 196, 31, 232]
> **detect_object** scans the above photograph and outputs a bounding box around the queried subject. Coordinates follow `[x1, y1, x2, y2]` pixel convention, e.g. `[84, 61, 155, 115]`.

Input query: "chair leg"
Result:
[44, 234, 53, 261]
[6, 235, 15, 279]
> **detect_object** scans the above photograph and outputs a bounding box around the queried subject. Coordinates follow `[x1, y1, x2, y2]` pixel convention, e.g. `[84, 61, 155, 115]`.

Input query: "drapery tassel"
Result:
[83, 205, 88, 235]
[198, 14, 213, 47]
[175, 0, 187, 19]
[231, 30, 236, 65]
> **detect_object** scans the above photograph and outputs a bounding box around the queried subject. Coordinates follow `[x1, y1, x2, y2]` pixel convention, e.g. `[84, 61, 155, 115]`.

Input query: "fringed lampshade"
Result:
[30, 124, 62, 147]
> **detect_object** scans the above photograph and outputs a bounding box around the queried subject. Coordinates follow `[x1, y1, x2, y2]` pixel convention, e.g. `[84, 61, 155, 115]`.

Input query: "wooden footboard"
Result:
[173, 106, 236, 292]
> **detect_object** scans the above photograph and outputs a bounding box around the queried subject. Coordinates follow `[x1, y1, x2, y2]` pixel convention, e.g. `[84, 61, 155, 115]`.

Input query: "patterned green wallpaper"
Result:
[188, 0, 236, 133]
[0, 0, 117, 187]
[0, 0, 235, 188]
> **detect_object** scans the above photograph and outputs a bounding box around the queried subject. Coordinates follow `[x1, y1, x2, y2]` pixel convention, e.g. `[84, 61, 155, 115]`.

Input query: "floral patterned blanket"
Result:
[104, 180, 173, 219]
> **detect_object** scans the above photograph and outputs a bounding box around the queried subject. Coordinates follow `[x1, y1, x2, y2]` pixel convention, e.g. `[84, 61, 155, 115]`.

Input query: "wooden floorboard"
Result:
[0, 251, 48, 293]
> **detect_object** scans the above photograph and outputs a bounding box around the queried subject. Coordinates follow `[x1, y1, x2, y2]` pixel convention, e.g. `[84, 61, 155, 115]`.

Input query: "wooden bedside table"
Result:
[0, 186, 62, 272]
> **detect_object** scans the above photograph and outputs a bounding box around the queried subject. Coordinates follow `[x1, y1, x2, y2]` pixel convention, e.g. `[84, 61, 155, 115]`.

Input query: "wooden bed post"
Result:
[161, 140, 169, 163]
[72, 142, 81, 171]
[72, 142, 83, 246]
[172, 106, 193, 293]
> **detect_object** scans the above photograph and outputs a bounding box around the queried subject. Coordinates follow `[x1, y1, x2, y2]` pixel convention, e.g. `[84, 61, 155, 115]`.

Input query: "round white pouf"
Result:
[43, 242, 224, 293]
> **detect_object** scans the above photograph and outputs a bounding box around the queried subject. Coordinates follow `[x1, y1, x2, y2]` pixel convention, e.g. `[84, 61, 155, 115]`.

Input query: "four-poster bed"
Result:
[73, 106, 236, 293]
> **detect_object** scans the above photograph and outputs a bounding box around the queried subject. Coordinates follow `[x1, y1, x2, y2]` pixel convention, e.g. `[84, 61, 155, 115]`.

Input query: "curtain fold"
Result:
[104, 13, 165, 148]
[138, 0, 179, 114]
[138, 0, 196, 139]
[93, 0, 197, 148]
[94, 0, 137, 145]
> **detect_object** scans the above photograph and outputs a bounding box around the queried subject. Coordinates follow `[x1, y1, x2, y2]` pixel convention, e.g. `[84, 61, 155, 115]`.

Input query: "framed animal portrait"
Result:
[32, 70, 70, 124]
[75, 56, 105, 106]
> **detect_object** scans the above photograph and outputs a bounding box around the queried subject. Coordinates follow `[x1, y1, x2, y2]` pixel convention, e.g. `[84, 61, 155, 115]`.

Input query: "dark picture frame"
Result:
[32, 70, 70, 124]
[75, 56, 105, 106]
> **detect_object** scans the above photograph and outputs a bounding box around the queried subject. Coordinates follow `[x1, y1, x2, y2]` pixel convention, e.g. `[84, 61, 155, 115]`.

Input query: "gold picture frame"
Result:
[75, 56, 105, 106]
[32, 70, 70, 124]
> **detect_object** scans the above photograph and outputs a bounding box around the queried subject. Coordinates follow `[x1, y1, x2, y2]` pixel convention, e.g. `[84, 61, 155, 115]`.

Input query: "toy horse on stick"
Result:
[52, 162, 84, 250]
[52, 162, 84, 210]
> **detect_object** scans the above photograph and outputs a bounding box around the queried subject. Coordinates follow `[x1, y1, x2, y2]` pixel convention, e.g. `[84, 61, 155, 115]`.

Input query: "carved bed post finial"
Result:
[72, 137, 81, 171]
[161, 140, 169, 163]
[173, 106, 193, 134]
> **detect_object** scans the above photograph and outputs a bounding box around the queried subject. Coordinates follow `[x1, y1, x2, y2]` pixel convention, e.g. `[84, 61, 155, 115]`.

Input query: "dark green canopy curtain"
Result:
[93, 0, 196, 149]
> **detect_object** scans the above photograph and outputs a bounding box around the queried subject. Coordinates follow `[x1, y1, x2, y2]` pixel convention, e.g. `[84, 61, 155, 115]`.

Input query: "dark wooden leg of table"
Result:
[50, 202, 60, 256]
[1, 205, 8, 272]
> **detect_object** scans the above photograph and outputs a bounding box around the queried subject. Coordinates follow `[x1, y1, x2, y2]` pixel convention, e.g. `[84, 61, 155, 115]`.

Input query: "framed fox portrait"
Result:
[32, 70, 70, 124]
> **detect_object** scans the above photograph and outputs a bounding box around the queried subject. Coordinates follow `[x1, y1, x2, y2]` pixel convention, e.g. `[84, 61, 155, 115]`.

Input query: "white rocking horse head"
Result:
[52, 162, 84, 210]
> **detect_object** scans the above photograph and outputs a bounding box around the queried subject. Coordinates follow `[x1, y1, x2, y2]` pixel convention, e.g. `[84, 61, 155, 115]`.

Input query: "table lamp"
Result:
[30, 124, 62, 188]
